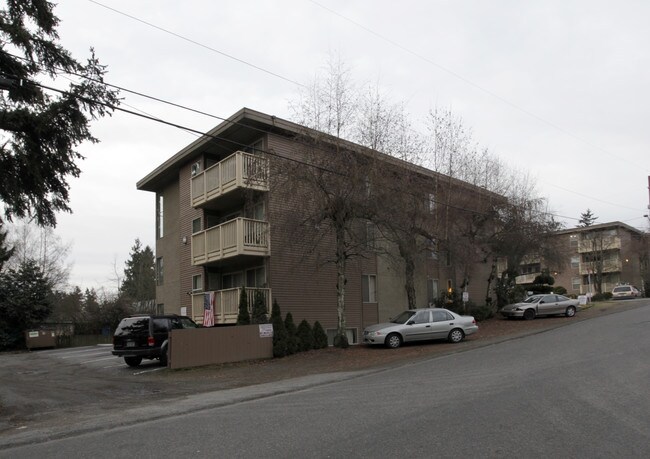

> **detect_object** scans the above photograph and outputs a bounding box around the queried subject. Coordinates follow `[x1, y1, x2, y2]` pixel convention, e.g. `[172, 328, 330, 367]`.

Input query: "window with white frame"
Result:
[427, 278, 439, 305]
[569, 234, 578, 248]
[156, 257, 164, 286]
[427, 193, 436, 213]
[571, 277, 581, 290]
[156, 194, 164, 239]
[192, 274, 203, 292]
[192, 217, 202, 234]
[570, 255, 580, 269]
[366, 222, 376, 250]
[362, 274, 377, 303]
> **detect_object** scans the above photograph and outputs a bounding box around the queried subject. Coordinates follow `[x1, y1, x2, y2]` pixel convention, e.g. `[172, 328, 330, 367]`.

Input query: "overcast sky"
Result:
[28, 0, 649, 290]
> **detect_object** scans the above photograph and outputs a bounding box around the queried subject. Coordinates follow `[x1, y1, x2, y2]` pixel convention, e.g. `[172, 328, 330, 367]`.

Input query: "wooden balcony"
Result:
[579, 259, 622, 275]
[191, 151, 269, 208]
[577, 236, 621, 253]
[191, 288, 272, 325]
[515, 273, 541, 284]
[192, 218, 270, 266]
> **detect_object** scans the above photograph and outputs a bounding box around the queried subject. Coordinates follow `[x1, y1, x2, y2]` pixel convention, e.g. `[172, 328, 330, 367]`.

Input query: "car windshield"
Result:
[391, 311, 416, 324]
[522, 295, 543, 304]
[613, 286, 630, 292]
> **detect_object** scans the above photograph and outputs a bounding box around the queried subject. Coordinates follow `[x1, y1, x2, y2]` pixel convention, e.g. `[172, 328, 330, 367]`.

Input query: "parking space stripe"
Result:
[79, 356, 116, 364]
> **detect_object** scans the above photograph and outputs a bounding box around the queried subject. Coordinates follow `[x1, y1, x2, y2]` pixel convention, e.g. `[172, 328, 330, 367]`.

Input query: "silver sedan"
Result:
[363, 308, 478, 349]
[500, 294, 580, 320]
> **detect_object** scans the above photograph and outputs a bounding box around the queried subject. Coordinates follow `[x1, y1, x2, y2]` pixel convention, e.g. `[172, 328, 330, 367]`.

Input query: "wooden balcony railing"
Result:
[191, 151, 269, 208]
[192, 218, 270, 265]
[191, 288, 272, 325]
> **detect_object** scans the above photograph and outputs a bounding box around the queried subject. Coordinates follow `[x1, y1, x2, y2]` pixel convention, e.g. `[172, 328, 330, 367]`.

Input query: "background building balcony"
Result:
[192, 218, 270, 266]
[191, 288, 272, 325]
[191, 151, 269, 208]
[578, 259, 622, 275]
[577, 236, 621, 253]
[515, 273, 541, 284]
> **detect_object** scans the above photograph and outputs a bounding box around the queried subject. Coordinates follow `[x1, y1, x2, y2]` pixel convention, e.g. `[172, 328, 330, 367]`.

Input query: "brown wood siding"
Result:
[169, 325, 272, 369]
[178, 160, 204, 315]
[266, 134, 366, 337]
[155, 181, 180, 312]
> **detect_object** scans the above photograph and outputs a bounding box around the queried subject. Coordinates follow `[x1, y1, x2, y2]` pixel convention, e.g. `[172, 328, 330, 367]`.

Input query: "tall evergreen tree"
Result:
[236, 287, 250, 325]
[251, 290, 268, 324]
[0, 0, 119, 227]
[296, 319, 314, 352]
[0, 259, 53, 349]
[270, 299, 288, 358]
[284, 312, 298, 355]
[0, 221, 13, 271]
[120, 239, 155, 302]
[578, 209, 598, 227]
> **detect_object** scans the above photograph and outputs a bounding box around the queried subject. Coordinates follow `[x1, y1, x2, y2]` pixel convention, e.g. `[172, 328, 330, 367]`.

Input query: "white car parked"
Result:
[363, 308, 478, 349]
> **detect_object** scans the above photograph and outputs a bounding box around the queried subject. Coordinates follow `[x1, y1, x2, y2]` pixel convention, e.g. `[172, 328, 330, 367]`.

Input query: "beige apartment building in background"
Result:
[137, 108, 500, 344]
[517, 221, 647, 296]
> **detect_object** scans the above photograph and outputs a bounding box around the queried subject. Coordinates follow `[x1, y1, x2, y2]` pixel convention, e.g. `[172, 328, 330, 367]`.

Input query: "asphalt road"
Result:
[2, 304, 648, 458]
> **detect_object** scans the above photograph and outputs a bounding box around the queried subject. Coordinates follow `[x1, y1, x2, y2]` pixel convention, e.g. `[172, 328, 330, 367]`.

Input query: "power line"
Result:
[86, 0, 306, 88]
[77, 4, 649, 213]
[309, 0, 648, 173]
[9, 65, 634, 227]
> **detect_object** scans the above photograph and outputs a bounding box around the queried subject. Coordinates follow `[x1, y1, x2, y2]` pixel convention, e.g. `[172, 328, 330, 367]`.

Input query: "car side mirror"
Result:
[407, 320, 415, 325]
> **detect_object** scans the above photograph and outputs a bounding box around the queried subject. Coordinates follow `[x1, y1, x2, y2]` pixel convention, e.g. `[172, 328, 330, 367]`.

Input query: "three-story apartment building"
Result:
[516, 222, 647, 295]
[137, 108, 499, 344]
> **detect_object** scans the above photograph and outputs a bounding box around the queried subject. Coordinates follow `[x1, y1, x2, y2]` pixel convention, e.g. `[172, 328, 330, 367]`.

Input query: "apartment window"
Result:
[427, 278, 439, 305]
[570, 256, 580, 269]
[571, 277, 581, 291]
[192, 217, 202, 234]
[427, 239, 438, 259]
[192, 274, 203, 292]
[244, 138, 264, 154]
[326, 328, 357, 346]
[246, 266, 266, 288]
[222, 272, 244, 289]
[248, 201, 265, 221]
[362, 274, 377, 303]
[569, 234, 578, 248]
[366, 222, 376, 250]
[156, 257, 164, 286]
[156, 194, 164, 239]
[427, 193, 436, 213]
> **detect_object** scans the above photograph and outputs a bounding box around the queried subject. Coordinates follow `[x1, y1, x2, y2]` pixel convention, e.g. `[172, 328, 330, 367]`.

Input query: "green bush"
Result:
[296, 319, 314, 352]
[312, 321, 328, 349]
[270, 299, 287, 358]
[553, 286, 568, 295]
[284, 312, 299, 355]
[333, 332, 349, 348]
[251, 290, 268, 324]
[468, 304, 494, 322]
[591, 292, 612, 302]
[236, 288, 250, 325]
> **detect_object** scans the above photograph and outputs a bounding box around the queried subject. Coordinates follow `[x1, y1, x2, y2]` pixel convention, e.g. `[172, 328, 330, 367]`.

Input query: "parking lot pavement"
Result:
[34, 345, 167, 374]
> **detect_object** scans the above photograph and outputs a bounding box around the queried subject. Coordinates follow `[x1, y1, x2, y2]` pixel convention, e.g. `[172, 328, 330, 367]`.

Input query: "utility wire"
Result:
[5, 51, 643, 224]
[56, 1, 650, 212]
[309, 0, 648, 173]
[86, 0, 306, 88]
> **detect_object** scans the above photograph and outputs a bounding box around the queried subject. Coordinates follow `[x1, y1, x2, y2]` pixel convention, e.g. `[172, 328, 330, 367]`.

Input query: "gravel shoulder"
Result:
[0, 299, 646, 445]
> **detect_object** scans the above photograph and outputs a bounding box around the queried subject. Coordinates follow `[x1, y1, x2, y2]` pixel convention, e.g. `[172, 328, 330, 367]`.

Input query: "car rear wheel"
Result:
[124, 356, 142, 367]
[448, 328, 465, 343]
[385, 333, 402, 349]
[565, 306, 576, 317]
[523, 309, 536, 320]
[159, 345, 169, 366]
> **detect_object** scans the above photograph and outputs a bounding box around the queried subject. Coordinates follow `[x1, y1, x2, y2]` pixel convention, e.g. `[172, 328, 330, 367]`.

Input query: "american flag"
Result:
[203, 292, 215, 327]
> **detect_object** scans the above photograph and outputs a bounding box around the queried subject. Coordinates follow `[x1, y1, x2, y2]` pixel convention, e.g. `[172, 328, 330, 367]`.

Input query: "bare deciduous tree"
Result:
[5, 221, 71, 290]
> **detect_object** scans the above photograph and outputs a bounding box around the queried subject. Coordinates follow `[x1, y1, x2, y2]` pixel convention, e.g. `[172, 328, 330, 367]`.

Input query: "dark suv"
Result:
[112, 315, 199, 367]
